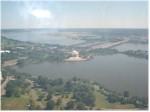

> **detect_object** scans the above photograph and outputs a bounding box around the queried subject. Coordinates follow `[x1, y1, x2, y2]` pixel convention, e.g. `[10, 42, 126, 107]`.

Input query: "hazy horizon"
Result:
[1, 28, 149, 30]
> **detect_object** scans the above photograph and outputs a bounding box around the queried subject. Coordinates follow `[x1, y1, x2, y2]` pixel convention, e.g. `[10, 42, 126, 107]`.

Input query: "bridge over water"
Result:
[70, 39, 128, 49]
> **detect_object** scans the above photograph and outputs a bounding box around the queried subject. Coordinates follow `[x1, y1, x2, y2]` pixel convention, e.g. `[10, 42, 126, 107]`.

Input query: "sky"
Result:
[1, 1, 148, 29]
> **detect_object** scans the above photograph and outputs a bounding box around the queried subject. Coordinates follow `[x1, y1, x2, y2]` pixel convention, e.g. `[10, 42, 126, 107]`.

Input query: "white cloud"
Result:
[30, 9, 51, 18]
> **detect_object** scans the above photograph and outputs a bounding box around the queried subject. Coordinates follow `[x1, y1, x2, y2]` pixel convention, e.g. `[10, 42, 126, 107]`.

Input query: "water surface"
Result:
[2, 31, 84, 46]
[13, 54, 148, 98]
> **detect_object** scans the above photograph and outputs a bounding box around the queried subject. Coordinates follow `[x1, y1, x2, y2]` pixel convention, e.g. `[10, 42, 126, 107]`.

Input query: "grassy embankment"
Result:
[93, 89, 135, 110]
[1, 95, 29, 110]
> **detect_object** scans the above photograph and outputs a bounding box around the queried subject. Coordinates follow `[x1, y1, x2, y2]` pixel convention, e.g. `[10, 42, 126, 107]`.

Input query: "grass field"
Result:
[1, 97, 29, 110]
[93, 90, 135, 110]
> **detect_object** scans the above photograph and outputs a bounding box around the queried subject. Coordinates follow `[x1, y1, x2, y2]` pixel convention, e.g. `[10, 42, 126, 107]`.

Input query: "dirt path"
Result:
[26, 45, 34, 53]
[30, 89, 45, 108]
[26, 79, 45, 109]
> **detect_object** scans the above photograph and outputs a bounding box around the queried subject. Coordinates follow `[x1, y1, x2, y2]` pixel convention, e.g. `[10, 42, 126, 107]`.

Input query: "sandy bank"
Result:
[2, 59, 18, 67]
[64, 56, 87, 61]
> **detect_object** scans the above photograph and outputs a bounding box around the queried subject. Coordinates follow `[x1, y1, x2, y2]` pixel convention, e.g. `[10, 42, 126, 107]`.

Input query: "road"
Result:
[26, 45, 34, 53]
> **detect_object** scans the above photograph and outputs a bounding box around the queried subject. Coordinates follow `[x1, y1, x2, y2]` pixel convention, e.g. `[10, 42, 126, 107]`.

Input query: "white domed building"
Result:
[65, 50, 86, 61]
[72, 50, 79, 57]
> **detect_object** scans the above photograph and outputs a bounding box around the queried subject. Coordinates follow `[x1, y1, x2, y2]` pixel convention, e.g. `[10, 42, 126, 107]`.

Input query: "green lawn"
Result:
[93, 90, 135, 110]
[1, 97, 29, 110]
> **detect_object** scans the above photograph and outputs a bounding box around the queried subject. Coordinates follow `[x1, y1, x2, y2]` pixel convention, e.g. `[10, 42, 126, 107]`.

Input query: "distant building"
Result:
[16, 47, 24, 49]
[65, 50, 86, 61]
[1, 50, 10, 53]
[72, 50, 79, 57]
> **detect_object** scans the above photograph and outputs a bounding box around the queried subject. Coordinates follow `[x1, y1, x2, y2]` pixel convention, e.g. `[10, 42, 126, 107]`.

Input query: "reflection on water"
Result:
[13, 54, 148, 98]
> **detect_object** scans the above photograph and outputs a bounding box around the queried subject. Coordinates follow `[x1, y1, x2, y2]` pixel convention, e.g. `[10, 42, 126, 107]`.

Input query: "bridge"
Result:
[95, 39, 128, 49]
[70, 39, 128, 49]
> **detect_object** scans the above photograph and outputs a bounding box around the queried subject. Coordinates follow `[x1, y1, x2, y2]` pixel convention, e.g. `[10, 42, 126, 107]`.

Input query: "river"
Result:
[1, 30, 84, 46]
[13, 53, 148, 98]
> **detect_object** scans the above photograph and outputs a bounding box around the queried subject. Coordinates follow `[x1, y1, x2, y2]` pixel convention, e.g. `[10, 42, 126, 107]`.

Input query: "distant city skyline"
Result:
[1, 1, 148, 29]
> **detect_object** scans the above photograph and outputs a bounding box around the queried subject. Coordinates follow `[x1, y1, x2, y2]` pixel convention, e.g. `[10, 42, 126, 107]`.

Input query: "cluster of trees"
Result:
[123, 50, 148, 59]
[36, 76, 49, 88]
[49, 78, 64, 86]
[73, 84, 95, 106]
[1, 52, 17, 63]
[64, 101, 87, 110]
[1, 36, 23, 49]
[47, 49, 70, 62]
[133, 97, 148, 109]
[65, 101, 76, 110]
[76, 102, 87, 110]
[106, 91, 130, 104]
[45, 98, 63, 110]
[120, 96, 148, 109]
[1, 37, 31, 63]
[1, 47, 29, 63]
[100, 87, 148, 109]
[79, 50, 91, 58]
[34, 76, 96, 110]
[26, 45, 70, 63]
[1, 47, 28, 63]
[28, 50, 48, 62]
[45, 100, 56, 110]
[36, 76, 63, 86]
[5, 79, 29, 97]
[28, 99, 37, 110]
[1, 48, 28, 64]
[64, 80, 74, 92]
[36, 76, 65, 93]
[2, 67, 32, 98]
